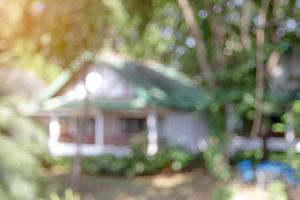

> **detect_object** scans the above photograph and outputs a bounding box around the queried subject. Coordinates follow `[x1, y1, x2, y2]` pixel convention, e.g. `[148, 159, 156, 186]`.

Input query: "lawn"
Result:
[46, 169, 215, 200]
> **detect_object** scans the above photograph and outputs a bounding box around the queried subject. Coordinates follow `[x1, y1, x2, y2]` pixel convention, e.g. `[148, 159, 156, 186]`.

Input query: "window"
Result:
[58, 117, 74, 143]
[77, 118, 95, 144]
[120, 118, 147, 134]
[58, 117, 95, 144]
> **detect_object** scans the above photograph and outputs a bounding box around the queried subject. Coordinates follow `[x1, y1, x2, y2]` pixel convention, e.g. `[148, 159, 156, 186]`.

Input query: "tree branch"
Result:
[250, 0, 271, 138]
[177, 0, 215, 88]
[202, 0, 225, 67]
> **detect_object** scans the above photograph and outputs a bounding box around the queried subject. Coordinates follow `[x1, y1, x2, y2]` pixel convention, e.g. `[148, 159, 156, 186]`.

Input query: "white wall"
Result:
[160, 112, 208, 152]
[64, 64, 136, 101]
[87, 65, 136, 99]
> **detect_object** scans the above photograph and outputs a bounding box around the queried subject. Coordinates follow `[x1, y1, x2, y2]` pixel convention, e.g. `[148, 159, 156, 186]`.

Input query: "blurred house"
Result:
[35, 52, 210, 156]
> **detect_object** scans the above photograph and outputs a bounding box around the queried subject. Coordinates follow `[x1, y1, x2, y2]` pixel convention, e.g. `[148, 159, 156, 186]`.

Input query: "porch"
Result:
[48, 111, 160, 157]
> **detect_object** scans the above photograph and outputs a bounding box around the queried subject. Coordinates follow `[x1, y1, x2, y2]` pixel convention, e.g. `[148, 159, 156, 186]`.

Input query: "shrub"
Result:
[81, 147, 200, 177]
[203, 137, 232, 181]
[0, 135, 40, 200]
[48, 135, 201, 177]
[230, 150, 263, 164]
[0, 102, 47, 200]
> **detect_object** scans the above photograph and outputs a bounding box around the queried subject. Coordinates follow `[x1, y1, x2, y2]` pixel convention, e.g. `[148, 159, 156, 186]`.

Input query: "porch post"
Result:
[95, 113, 104, 146]
[147, 111, 158, 156]
[49, 117, 60, 145]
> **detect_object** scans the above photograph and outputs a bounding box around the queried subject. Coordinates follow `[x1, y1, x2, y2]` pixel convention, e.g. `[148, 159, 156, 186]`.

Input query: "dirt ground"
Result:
[46, 169, 215, 200]
[46, 169, 300, 200]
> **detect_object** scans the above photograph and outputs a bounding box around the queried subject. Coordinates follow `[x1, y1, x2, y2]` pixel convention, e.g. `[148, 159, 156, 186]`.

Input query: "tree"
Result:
[177, 0, 215, 88]
[250, 0, 271, 138]
[0, 96, 47, 200]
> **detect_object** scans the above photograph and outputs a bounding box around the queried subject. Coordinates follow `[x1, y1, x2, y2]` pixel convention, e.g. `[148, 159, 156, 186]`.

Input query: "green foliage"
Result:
[47, 136, 200, 177]
[81, 147, 199, 177]
[230, 150, 264, 164]
[203, 137, 232, 182]
[212, 185, 234, 200]
[271, 122, 285, 133]
[47, 189, 81, 200]
[0, 98, 47, 200]
[0, 135, 40, 200]
[290, 101, 300, 135]
[42, 156, 73, 171]
[0, 99, 47, 158]
[268, 153, 300, 170]
[268, 181, 288, 200]
[129, 134, 148, 158]
[272, 100, 300, 138]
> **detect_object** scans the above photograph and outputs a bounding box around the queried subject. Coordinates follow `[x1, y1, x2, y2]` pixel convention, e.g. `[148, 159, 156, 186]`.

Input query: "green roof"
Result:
[43, 96, 148, 111]
[41, 52, 211, 111]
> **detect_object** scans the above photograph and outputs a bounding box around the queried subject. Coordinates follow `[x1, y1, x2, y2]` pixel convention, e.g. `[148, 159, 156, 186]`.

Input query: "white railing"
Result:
[228, 136, 300, 155]
[48, 142, 131, 157]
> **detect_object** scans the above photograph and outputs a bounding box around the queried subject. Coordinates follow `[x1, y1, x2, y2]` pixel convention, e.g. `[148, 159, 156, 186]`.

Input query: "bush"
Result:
[81, 147, 200, 177]
[0, 102, 47, 200]
[43, 156, 74, 171]
[203, 137, 232, 181]
[48, 135, 201, 177]
[0, 135, 40, 200]
[230, 150, 263, 164]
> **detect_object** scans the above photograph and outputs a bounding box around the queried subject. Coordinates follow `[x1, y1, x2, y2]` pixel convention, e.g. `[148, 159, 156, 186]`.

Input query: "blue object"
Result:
[237, 160, 300, 186]
[237, 160, 255, 182]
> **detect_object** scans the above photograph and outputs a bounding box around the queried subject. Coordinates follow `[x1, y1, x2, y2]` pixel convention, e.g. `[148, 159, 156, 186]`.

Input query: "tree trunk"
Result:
[202, 0, 225, 67]
[177, 0, 215, 88]
[262, 132, 269, 160]
[71, 83, 89, 194]
[71, 124, 82, 193]
[250, 0, 271, 138]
